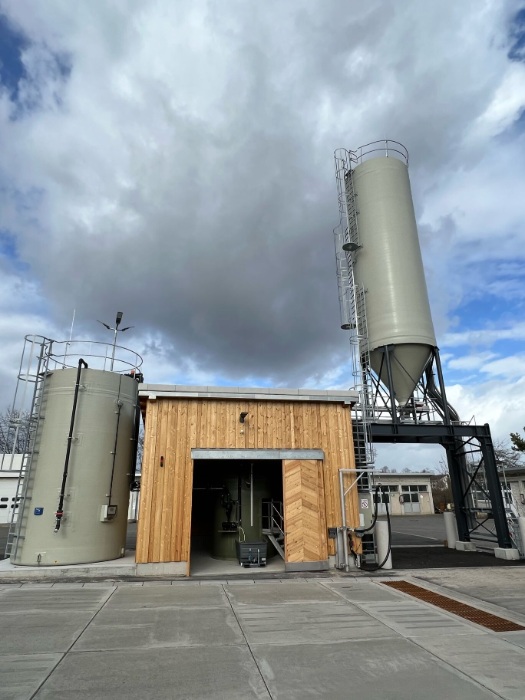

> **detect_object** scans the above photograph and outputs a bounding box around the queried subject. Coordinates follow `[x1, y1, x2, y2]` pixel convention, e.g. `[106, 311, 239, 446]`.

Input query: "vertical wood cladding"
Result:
[136, 398, 358, 565]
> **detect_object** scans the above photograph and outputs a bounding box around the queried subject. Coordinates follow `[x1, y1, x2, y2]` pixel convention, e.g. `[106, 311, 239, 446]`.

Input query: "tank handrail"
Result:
[348, 140, 409, 167]
[15, 338, 143, 380]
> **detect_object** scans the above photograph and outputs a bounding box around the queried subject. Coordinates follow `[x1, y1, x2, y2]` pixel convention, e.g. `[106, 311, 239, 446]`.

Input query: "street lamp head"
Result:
[115, 311, 124, 328]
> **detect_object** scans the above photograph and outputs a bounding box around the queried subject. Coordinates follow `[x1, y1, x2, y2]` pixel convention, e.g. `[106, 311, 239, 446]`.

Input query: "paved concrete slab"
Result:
[0, 587, 109, 613]
[33, 646, 271, 700]
[225, 580, 342, 606]
[73, 606, 244, 651]
[416, 633, 525, 699]
[3, 576, 525, 699]
[0, 610, 95, 654]
[325, 580, 406, 602]
[105, 582, 227, 609]
[251, 639, 499, 700]
[233, 603, 395, 645]
[0, 653, 62, 700]
[500, 631, 525, 649]
[414, 568, 525, 621]
[353, 600, 484, 637]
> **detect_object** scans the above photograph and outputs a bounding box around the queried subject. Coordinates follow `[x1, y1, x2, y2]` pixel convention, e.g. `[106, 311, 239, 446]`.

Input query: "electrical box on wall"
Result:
[100, 504, 118, 522]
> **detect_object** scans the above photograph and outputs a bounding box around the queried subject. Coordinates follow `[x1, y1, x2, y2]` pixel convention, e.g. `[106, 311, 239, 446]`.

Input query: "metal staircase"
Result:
[262, 499, 285, 560]
[5, 337, 53, 561]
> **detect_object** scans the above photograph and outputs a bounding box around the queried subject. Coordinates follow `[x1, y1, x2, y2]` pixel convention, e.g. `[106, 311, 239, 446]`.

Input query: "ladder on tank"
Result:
[5, 337, 53, 561]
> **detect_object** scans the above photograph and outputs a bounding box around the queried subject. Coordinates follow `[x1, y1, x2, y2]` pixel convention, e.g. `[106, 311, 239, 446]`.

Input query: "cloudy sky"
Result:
[0, 1, 524, 470]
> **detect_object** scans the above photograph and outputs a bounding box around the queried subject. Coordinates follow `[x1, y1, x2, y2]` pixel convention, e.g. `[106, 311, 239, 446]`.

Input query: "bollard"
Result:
[518, 517, 525, 558]
[444, 511, 458, 549]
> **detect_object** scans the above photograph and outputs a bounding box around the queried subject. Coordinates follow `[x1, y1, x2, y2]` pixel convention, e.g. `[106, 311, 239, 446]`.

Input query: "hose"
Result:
[359, 495, 392, 572]
[54, 359, 87, 532]
[351, 485, 393, 571]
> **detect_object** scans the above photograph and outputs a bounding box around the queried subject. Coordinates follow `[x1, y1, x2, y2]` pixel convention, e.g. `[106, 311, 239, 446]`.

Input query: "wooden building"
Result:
[136, 385, 360, 576]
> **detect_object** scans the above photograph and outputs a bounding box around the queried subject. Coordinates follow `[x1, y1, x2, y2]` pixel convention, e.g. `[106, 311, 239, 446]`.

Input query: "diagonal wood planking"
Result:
[283, 460, 328, 563]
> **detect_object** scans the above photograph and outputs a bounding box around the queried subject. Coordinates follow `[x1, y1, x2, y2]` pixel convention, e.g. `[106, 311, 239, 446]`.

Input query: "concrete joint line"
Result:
[29, 586, 118, 700]
[222, 585, 274, 700]
[406, 635, 508, 700]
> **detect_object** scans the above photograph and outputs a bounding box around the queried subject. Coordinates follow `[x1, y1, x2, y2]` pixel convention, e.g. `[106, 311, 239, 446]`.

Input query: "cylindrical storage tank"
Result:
[350, 151, 436, 404]
[13, 367, 138, 565]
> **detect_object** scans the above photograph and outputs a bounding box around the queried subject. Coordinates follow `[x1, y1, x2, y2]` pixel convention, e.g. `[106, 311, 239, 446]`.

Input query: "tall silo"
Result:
[336, 141, 436, 405]
[6, 336, 142, 566]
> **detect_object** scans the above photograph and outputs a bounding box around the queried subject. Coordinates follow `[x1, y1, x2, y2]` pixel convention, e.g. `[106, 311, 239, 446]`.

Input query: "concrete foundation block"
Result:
[455, 541, 477, 551]
[136, 562, 187, 576]
[494, 547, 520, 561]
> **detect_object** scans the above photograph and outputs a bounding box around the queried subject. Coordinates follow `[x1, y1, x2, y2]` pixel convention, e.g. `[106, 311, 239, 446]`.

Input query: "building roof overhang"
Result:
[138, 384, 359, 405]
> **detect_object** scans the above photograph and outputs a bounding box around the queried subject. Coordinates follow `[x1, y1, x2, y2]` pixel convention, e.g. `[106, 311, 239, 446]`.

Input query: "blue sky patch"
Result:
[0, 229, 29, 272]
[0, 14, 28, 100]
[508, 7, 525, 62]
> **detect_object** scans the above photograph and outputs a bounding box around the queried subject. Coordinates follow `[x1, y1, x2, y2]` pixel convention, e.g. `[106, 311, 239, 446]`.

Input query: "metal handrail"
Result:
[262, 500, 284, 538]
[348, 140, 409, 166]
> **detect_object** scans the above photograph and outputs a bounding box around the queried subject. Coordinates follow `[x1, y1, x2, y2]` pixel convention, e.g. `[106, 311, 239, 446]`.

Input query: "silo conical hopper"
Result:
[349, 150, 436, 405]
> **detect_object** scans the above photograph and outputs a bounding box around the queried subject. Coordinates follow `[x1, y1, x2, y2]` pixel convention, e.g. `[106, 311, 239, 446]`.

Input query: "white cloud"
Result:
[0, 1, 524, 470]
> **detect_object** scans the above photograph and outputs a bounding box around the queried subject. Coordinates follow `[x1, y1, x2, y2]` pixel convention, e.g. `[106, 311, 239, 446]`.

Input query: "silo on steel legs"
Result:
[342, 144, 436, 405]
[11, 358, 139, 566]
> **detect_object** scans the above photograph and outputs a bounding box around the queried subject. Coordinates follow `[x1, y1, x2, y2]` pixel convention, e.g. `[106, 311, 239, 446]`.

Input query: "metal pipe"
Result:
[339, 470, 350, 571]
[107, 375, 123, 505]
[250, 462, 254, 527]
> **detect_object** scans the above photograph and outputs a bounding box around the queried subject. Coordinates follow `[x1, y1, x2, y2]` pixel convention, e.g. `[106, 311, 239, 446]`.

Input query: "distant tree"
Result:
[494, 440, 523, 470]
[0, 408, 31, 454]
[136, 423, 144, 473]
[510, 428, 525, 453]
[431, 459, 452, 511]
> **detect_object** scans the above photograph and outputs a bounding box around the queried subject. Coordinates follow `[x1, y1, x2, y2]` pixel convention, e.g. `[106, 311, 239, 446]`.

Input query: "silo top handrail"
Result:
[348, 140, 409, 167]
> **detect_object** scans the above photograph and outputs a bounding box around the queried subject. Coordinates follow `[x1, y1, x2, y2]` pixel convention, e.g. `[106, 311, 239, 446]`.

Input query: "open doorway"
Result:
[190, 459, 284, 576]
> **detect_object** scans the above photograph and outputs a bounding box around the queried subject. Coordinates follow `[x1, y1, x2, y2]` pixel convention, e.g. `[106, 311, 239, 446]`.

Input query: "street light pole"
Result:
[97, 311, 134, 371]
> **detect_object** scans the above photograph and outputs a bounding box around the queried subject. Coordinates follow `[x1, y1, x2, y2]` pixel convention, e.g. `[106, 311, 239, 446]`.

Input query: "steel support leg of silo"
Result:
[445, 441, 470, 542]
[480, 432, 512, 548]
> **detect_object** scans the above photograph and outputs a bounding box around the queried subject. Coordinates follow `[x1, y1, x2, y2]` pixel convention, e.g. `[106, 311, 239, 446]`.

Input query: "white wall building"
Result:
[0, 454, 23, 524]
[371, 472, 434, 516]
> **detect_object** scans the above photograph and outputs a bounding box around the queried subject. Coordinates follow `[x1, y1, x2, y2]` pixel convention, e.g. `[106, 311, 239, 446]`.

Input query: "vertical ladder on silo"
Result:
[5, 337, 53, 561]
[351, 285, 374, 467]
[343, 169, 360, 253]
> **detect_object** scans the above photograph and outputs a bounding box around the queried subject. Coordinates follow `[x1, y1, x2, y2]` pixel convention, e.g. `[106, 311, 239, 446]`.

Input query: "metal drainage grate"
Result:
[383, 581, 525, 632]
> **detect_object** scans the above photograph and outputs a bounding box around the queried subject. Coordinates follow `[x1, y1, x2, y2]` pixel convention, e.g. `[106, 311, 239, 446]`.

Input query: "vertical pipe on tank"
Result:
[55, 358, 88, 533]
[107, 376, 123, 505]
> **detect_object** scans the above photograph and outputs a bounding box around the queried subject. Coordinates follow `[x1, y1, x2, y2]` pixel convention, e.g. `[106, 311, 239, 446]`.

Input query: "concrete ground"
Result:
[3, 568, 525, 699]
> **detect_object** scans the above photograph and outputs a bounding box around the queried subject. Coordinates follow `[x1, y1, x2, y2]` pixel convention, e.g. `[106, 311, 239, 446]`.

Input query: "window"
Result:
[0, 497, 8, 502]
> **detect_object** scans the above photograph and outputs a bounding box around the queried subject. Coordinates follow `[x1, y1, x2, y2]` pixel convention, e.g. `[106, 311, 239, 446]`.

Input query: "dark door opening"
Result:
[190, 459, 283, 574]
